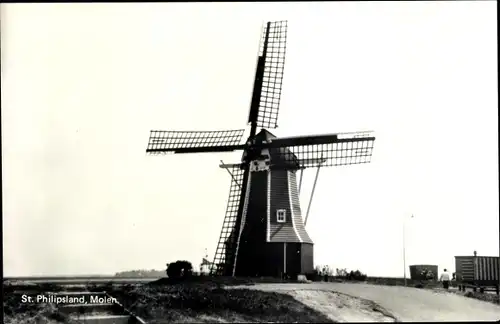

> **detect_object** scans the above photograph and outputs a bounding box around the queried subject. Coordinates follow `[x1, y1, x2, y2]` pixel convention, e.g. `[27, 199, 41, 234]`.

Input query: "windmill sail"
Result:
[210, 166, 246, 276]
[266, 131, 376, 168]
[248, 21, 288, 130]
[146, 129, 245, 154]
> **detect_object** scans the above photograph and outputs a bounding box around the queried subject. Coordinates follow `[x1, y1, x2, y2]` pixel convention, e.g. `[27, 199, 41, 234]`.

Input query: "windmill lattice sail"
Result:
[269, 131, 376, 168]
[146, 130, 245, 154]
[248, 21, 288, 130]
[210, 166, 245, 276]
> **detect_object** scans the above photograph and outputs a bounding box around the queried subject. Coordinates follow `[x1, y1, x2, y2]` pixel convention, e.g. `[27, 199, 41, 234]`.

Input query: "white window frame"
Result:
[276, 209, 286, 223]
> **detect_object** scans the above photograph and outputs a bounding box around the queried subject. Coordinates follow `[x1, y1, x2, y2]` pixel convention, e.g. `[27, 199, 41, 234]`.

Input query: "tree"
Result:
[348, 270, 367, 281]
[336, 268, 348, 277]
[166, 260, 193, 280]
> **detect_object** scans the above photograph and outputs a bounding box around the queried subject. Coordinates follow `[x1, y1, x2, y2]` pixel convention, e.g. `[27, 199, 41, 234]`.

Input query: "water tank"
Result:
[409, 264, 438, 281]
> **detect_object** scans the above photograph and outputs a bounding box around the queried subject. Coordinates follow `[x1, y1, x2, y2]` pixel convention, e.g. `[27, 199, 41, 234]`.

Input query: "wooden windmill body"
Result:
[223, 129, 314, 277]
[147, 21, 376, 278]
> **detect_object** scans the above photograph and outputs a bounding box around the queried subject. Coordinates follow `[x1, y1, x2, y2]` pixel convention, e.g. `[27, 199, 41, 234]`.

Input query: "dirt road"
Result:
[241, 282, 500, 322]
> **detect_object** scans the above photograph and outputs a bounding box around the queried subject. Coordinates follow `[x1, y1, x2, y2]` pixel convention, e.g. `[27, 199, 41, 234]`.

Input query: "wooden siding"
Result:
[267, 169, 271, 242]
[229, 129, 316, 277]
[258, 242, 314, 277]
[455, 255, 499, 285]
[455, 256, 475, 282]
[260, 243, 287, 277]
[285, 243, 301, 276]
[474, 256, 499, 282]
[300, 243, 314, 274]
[288, 171, 313, 244]
[234, 171, 269, 276]
[268, 170, 301, 243]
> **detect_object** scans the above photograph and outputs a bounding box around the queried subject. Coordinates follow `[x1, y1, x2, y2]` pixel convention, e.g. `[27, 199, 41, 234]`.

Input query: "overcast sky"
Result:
[2, 2, 498, 277]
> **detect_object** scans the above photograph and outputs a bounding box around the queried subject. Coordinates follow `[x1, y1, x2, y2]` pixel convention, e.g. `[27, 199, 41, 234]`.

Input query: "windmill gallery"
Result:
[146, 21, 376, 279]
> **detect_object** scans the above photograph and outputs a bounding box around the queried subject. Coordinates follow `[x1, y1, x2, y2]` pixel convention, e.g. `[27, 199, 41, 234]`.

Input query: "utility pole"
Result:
[403, 220, 407, 287]
[403, 214, 414, 287]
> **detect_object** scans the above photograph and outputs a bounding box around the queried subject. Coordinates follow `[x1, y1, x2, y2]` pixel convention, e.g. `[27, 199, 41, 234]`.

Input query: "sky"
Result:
[2, 2, 498, 277]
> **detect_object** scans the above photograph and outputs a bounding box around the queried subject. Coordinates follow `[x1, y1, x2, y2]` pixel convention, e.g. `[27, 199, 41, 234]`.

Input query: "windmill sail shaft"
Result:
[247, 21, 288, 130]
[248, 55, 266, 131]
[243, 130, 376, 169]
[267, 132, 375, 147]
[147, 145, 245, 154]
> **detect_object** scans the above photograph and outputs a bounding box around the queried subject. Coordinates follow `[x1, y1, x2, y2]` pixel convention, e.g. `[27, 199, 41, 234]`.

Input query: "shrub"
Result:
[336, 268, 348, 277]
[347, 270, 367, 281]
[166, 260, 193, 280]
[321, 265, 334, 276]
[335, 269, 367, 281]
[309, 265, 335, 281]
[305, 269, 321, 282]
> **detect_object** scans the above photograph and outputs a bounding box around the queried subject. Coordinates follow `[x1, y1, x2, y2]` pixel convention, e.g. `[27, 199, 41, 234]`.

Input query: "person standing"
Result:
[440, 268, 451, 289]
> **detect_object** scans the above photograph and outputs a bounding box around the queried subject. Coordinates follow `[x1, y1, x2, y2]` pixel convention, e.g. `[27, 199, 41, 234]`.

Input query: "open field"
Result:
[4, 278, 333, 323]
[103, 279, 334, 323]
[5, 276, 500, 323]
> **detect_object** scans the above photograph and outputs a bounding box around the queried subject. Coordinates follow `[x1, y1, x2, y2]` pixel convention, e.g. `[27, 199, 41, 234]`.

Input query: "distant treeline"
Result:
[114, 269, 166, 278]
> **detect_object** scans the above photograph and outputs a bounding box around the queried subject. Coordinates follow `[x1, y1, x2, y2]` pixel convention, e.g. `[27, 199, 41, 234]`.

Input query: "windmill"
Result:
[146, 21, 376, 278]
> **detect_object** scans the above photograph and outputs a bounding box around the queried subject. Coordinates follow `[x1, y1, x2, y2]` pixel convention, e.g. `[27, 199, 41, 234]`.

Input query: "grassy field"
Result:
[5, 275, 497, 323]
[455, 290, 500, 305]
[3, 290, 69, 324]
[106, 280, 332, 323]
[4, 277, 334, 323]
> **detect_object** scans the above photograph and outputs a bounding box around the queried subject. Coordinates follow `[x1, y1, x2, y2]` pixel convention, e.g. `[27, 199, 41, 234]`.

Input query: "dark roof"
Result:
[253, 129, 300, 170]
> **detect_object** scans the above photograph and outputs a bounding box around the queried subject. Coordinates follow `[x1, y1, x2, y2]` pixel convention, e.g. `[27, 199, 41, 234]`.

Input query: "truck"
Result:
[455, 251, 499, 294]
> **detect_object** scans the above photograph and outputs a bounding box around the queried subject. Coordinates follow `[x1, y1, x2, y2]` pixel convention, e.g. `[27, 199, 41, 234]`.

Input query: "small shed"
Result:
[409, 264, 438, 281]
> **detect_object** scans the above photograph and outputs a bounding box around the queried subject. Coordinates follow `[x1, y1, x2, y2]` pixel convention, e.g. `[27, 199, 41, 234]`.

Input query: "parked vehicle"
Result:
[455, 251, 499, 294]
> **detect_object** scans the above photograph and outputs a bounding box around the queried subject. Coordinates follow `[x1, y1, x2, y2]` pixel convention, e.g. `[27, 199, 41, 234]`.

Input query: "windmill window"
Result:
[276, 209, 286, 223]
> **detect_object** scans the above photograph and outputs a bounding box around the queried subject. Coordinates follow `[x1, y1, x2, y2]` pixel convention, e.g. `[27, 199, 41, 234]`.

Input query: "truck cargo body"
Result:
[455, 256, 499, 288]
[409, 264, 438, 281]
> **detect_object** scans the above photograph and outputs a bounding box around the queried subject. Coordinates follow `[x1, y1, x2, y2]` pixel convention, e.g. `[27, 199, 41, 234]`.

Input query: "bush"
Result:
[166, 260, 193, 280]
[305, 269, 322, 282]
[308, 266, 367, 282]
[335, 269, 367, 281]
[347, 270, 367, 281]
[336, 268, 348, 277]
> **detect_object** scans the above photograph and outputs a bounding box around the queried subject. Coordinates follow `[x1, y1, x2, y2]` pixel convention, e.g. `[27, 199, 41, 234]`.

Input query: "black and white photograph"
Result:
[2, 1, 499, 323]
